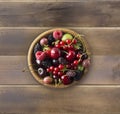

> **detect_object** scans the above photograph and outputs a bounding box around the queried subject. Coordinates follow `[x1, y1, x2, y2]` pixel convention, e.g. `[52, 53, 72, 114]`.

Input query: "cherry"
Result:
[58, 64, 64, 70]
[61, 75, 72, 85]
[50, 48, 61, 59]
[66, 50, 75, 61]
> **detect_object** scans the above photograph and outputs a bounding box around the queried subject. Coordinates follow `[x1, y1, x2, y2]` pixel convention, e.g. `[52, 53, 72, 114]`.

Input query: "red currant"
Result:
[66, 39, 72, 44]
[58, 64, 64, 70]
[73, 60, 79, 66]
[72, 39, 77, 44]
[67, 45, 74, 50]
[60, 41, 65, 46]
[47, 68, 51, 72]
[58, 71, 64, 76]
[77, 53, 81, 59]
[55, 44, 61, 48]
[63, 45, 68, 50]
[49, 66, 54, 72]
[53, 71, 58, 75]
[54, 67, 59, 72]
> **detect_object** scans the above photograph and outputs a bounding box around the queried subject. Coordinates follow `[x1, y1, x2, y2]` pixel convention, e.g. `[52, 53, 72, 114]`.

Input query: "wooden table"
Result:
[0, 0, 120, 114]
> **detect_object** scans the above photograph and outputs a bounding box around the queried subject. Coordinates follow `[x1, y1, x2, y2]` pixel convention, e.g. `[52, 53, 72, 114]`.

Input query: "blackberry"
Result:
[58, 57, 68, 65]
[66, 70, 76, 77]
[74, 70, 84, 81]
[47, 34, 55, 45]
[34, 43, 42, 54]
[81, 53, 88, 60]
[41, 59, 52, 68]
[52, 59, 59, 66]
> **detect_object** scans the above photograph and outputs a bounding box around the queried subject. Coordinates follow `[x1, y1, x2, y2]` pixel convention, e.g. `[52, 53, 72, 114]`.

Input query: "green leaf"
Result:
[54, 40, 60, 45]
[78, 65, 84, 71]
[73, 42, 82, 49]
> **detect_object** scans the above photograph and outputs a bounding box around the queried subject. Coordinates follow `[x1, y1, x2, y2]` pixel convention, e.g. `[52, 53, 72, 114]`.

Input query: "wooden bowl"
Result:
[27, 28, 90, 88]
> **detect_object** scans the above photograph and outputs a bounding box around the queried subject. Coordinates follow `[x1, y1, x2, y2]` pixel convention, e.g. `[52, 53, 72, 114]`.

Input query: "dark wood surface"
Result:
[0, 0, 120, 114]
[0, 1, 119, 27]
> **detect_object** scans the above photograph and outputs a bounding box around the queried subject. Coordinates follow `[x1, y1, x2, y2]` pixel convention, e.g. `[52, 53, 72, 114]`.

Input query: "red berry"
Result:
[66, 50, 75, 61]
[66, 39, 71, 44]
[73, 60, 79, 66]
[55, 44, 61, 48]
[35, 51, 42, 59]
[72, 39, 77, 44]
[47, 68, 51, 72]
[61, 75, 72, 85]
[53, 71, 58, 75]
[58, 64, 64, 70]
[58, 71, 64, 76]
[37, 52, 47, 61]
[63, 45, 68, 50]
[68, 45, 74, 50]
[54, 67, 59, 72]
[49, 66, 54, 72]
[50, 48, 61, 59]
[53, 30, 63, 40]
[77, 53, 81, 59]
[45, 50, 51, 57]
[60, 41, 65, 46]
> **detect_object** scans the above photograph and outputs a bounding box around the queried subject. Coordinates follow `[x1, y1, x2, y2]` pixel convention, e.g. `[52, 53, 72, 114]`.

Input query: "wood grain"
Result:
[0, 87, 120, 114]
[0, 28, 120, 55]
[0, 1, 119, 27]
[0, 55, 120, 85]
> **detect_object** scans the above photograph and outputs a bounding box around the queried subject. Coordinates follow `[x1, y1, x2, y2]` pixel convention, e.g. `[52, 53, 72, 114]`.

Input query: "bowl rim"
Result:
[27, 28, 91, 88]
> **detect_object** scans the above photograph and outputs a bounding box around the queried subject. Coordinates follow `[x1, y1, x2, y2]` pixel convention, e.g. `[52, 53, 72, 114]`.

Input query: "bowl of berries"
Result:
[28, 28, 90, 88]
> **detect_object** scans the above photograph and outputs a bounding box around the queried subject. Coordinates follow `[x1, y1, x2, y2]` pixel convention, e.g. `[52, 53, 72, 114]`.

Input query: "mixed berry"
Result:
[33, 30, 90, 86]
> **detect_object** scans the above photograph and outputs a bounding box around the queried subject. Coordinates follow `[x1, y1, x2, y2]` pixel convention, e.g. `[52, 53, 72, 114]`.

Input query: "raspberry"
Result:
[35, 51, 42, 59]
[66, 70, 76, 77]
[53, 30, 63, 40]
[37, 52, 47, 61]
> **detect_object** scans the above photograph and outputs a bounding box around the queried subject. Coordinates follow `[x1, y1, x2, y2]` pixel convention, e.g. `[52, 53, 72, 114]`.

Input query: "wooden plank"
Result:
[0, 1, 119, 27]
[0, 55, 120, 85]
[0, 28, 120, 55]
[0, 87, 120, 114]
